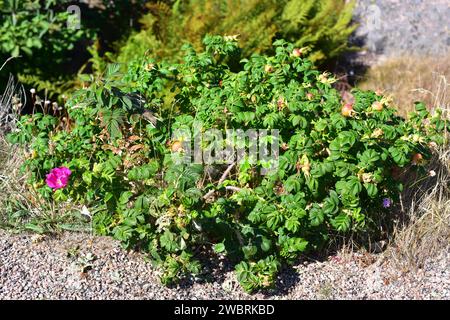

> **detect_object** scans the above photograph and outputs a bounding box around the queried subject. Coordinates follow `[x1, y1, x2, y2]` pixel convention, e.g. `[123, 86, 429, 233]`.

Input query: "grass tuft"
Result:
[385, 139, 450, 271]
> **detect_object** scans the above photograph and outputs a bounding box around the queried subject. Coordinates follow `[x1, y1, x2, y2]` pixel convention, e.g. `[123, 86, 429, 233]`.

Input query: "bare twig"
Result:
[225, 186, 242, 193]
[203, 162, 236, 200]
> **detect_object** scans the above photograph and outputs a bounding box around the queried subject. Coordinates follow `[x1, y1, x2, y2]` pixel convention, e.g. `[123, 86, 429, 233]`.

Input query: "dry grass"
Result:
[386, 144, 450, 271]
[0, 137, 26, 201]
[0, 136, 43, 230]
[1, 75, 24, 133]
[357, 54, 450, 117]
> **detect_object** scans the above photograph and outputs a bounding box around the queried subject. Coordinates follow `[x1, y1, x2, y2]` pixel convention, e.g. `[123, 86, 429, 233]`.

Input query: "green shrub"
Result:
[0, 0, 148, 97]
[0, 0, 83, 58]
[0, 0, 89, 88]
[8, 36, 447, 292]
[115, 0, 356, 67]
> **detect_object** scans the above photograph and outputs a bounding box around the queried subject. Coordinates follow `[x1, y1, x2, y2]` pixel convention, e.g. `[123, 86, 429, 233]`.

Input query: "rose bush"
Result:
[8, 36, 448, 292]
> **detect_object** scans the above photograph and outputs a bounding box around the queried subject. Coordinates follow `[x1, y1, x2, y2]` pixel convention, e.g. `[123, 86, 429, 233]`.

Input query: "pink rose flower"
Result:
[46, 167, 72, 190]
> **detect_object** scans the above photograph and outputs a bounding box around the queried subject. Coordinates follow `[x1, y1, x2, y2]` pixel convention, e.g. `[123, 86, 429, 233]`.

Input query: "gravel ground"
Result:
[354, 0, 450, 56]
[0, 230, 448, 300]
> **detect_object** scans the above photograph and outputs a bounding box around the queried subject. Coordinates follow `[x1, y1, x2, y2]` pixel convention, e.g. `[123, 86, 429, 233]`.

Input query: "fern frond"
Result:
[114, 0, 356, 66]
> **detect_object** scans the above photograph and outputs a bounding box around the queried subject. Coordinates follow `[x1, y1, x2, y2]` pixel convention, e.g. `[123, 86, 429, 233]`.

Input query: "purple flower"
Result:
[46, 167, 72, 190]
[382, 198, 392, 208]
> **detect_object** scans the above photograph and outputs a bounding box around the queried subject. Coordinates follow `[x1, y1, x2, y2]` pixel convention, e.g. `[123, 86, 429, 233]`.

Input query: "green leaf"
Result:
[260, 237, 272, 252]
[347, 177, 362, 195]
[293, 238, 308, 252]
[213, 243, 226, 253]
[242, 245, 258, 259]
[309, 205, 324, 226]
[122, 96, 133, 110]
[359, 149, 380, 168]
[323, 191, 339, 215]
[331, 214, 351, 232]
[364, 183, 378, 198]
[389, 146, 408, 166]
[82, 171, 92, 185]
[160, 230, 178, 252]
[106, 63, 121, 76]
[24, 223, 45, 234]
[285, 217, 300, 233]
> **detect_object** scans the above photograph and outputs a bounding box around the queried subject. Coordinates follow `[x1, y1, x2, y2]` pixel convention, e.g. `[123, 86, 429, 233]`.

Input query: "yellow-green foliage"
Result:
[280, 0, 357, 62]
[115, 0, 356, 66]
